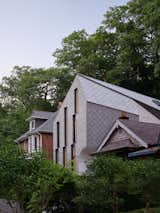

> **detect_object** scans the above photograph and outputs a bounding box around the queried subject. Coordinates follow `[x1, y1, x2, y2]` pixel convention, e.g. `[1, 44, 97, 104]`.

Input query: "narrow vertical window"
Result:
[63, 147, 66, 167]
[73, 114, 76, 143]
[55, 148, 59, 164]
[71, 144, 75, 171]
[35, 136, 37, 151]
[64, 107, 68, 146]
[74, 88, 78, 113]
[56, 122, 60, 148]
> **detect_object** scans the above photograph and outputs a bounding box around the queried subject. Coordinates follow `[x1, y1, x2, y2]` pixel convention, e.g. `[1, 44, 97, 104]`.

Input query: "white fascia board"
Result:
[96, 120, 148, 153]
[96, 120, 119, 152]
[117, 120, 148, 148]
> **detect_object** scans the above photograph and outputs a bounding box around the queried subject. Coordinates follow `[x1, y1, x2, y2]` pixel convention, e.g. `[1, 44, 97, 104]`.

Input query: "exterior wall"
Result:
[19, 133, 53, 161]
[53, 76, 87, 173]
[106, 128, 139, 147]
[19, 139, 28, 152]
[87, 102, 139, 152]
[108, 128, 130, 144]
[42, 133, 53, 160]
[53, 75, 160, 173]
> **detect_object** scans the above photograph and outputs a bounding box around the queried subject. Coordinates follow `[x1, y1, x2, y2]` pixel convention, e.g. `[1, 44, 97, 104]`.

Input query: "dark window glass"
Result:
[73, 114, 76, 143]
[55, 149, 59, 164]
[35, 137, 37, 151]
[64, 107, 68, 146]
[63, 147, 66, 167]
[74, 88, 78, 113]
[71, 144, 75, 171]
[57, 122, 60, 148]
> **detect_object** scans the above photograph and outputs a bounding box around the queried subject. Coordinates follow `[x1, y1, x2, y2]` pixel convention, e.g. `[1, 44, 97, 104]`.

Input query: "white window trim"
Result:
[30, 120, 35, 131]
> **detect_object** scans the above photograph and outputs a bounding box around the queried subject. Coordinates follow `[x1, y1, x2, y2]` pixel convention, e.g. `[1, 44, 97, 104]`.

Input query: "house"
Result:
[53, 74, 160, 173]
[95, 118, 160, 158]
[17, 110, 57, 160]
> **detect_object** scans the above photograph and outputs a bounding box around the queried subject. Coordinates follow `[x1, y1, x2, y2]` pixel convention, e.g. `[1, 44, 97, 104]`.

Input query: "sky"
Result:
[0, 0, 128, 78]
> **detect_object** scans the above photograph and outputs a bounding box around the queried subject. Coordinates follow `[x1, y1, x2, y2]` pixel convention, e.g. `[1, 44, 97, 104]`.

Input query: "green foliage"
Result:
[28, 160, 76, 213]
[75, 155, 160, 213]
[0, 144, 77, 213]
[53, 0, 160, 99]
[0, 0, 160, 145]
[75, 156, 129, 213]
[0, 66, 73, 144]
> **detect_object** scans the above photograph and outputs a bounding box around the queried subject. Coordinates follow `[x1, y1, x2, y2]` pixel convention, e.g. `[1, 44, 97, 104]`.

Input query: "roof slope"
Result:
[31, 112, 57, 134]
[100, 139, 137, 153]
[17, 111, 57, 143]
[120, 119, 160, 146]
[78, 74, 160, 114]
[96, 119, 160, 154]
[27, 110, 55, 121]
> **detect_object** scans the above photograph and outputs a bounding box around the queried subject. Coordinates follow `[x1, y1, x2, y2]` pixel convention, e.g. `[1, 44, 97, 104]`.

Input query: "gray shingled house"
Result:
[53, 74, 160, 173]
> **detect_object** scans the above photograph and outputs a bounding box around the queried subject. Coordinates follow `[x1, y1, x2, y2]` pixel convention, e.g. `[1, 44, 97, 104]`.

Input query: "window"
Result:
[63, 147, 66, 167]
[55, 148, 59, 164]
[28, 135, 40, 153]
[72, 114, 76, 143]
[64, 107, 68, 146]
[35, 137, 37, 151]
[29, 137, 32, 153]
[56, 122, 60, 148]
[71, 144, 76, 171]
[74, 88, 78, 113]
[30, 120, 35, 131]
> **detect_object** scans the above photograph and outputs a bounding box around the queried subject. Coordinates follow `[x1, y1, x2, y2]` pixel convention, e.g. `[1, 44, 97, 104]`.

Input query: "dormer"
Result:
[26, 110, 55, 131]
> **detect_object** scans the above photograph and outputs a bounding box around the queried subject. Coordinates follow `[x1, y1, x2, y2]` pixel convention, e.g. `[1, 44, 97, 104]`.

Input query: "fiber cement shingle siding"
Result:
[87, 102, 139, 152]
[53, 77, 87, 173]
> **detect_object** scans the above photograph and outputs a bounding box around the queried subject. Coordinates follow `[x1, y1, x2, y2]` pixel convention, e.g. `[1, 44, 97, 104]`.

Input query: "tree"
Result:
[53, 29, 118, 82]
[128, 159, 160, 213]
[0, 66, 74, 144]
[75, 156, 129, 213]
[75, 155, 160, 213]
[0, 143, 77, 213]
[28, 159, 77, 213]
[53, 0, 160, 99]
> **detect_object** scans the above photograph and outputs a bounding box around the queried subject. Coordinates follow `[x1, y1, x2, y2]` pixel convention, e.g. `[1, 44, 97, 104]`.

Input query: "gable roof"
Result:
[96, 119, 160, 154]
[30, 112, 57, 134]
[120, 119, 160, 146]
[77, 74, 160, 116]
[17, 111, 57, 143]
[100, 139, 138, 153]
[26, 110, 55, 121]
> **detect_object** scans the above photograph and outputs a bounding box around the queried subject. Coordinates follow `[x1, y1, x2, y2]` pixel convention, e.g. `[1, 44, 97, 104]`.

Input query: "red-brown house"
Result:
[16, 110, 57, 160]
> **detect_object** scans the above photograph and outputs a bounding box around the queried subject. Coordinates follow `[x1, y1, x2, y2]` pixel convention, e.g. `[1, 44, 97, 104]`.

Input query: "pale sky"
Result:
[0, 0, 128, 78]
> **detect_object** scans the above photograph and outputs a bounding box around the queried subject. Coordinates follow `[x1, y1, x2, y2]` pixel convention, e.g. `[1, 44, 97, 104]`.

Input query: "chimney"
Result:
[57, 101, 62, 110]
[119, 111, 129, 120]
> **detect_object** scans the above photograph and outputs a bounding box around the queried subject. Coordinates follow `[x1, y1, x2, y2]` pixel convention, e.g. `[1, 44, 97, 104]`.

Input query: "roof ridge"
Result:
[78, 74, 157, 100]
[32, 110, 55, 113]
[78, 74, 138, 101]
[77, 74, 160, 111]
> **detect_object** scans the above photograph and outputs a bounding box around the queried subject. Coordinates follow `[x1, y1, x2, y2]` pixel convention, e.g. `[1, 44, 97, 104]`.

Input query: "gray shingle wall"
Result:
[87, 102, 139, 152]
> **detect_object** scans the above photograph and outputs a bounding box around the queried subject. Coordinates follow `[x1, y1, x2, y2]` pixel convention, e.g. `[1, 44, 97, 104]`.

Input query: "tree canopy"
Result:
[0, 0, 160, 144]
